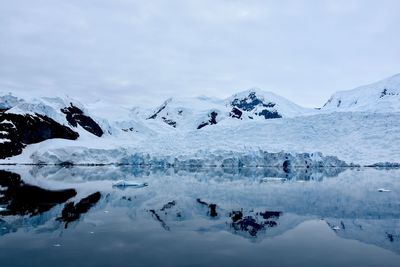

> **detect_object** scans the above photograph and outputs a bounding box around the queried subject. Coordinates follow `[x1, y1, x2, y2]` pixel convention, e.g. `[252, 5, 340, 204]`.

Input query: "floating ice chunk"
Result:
[0, 207, 7, 212]
[331, 226, 341, 231]
[112, 180, 148, 188]
[53, 244, 61, 247]
[377, 188, 391, 192]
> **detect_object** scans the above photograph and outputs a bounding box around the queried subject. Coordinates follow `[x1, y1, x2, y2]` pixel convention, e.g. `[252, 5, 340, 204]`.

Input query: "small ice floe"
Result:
[0, 207, 7, 212]
[331, 226, 341, 231]
[261, 177, 287, 183]
[89, 231, 94, 234]
[112, 180, 148, 188]
[53, 244, 61, 247]
[103, 210, 109, 213]
[378, 188, 391, 192]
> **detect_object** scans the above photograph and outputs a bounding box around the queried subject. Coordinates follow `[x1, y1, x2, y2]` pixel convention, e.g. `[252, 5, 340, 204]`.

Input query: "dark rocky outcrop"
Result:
[57, 191, 101, 228]
[196, 198, 218, 217]
[149, 200, 182, 231]
[230, 91, 282, 120]
[61, 103, 103, 137]
[197, 111, 218, 129]
[146, 99, 178, 128]
[0, 170, 76, 216]
[229, 107, 243, 119]
[147, 100, 169, 120]
[161, 117, 177, 128]
[0, 113, 79, 159]
[380, 88, 399, 98]
[259, 211, 282, 220]
[149, 209, 170, 230]
[161, 201, 176, 211]
[257, 109, 282, 119]
[229, 209, 282, 237]
[231, 92, 276, 111]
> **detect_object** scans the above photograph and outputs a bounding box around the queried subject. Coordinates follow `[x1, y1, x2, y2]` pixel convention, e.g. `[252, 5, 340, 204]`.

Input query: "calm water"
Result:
[0, 166, 399, 267]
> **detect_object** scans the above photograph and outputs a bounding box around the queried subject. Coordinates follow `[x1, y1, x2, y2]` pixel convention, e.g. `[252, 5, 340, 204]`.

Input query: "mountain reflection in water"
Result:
[0, 165, 399, 267]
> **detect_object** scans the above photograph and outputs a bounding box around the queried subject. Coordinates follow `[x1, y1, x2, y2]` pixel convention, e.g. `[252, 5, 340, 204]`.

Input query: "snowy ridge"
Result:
[227, 88, 315, 118]
[323, 73, 400, 112]
[1, 73, 400, 165]
[3, 94, 110, 136]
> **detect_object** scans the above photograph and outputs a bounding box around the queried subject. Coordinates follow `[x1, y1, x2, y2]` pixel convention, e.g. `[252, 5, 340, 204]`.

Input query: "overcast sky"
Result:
[0, 0, 399, 108]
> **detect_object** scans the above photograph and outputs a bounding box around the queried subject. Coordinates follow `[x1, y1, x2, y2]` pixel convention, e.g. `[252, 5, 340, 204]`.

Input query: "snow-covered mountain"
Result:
[143, 89, 314, 130]
[322, 73, 400, 112]
[0, 94, 109, 159]
[1, 74, 400, 166]
[227, 89, 314, 119]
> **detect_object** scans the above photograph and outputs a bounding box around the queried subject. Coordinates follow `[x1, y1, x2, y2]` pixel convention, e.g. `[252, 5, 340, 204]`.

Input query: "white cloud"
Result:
[0, 0, 399, 108]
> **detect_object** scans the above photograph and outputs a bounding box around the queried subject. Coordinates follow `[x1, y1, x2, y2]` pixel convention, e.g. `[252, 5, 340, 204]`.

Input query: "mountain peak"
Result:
[323, 73, 400, 112]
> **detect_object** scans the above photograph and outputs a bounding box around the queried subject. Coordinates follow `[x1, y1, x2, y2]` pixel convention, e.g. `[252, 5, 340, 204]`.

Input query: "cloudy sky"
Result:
[0, 0, 399, 108]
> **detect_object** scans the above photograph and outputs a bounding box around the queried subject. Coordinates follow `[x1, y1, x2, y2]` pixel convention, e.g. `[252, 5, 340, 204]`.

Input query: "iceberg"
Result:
[378, 188, 391, 192]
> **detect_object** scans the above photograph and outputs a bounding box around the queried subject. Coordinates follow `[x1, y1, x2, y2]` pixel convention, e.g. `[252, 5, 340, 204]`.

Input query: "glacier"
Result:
[1, 73, 400, 166]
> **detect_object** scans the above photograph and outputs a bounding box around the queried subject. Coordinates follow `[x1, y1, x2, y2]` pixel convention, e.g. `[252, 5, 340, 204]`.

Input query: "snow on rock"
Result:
[322, 73, 400, 112]
[227, 88, 315, 120]
[60, 103, 104, 137]
[143, 89, 314, 131]
[8, 111, 397, 166]
[2, 93, 109, 137]
[1, 74, 400, 165]
[145, 97, 226, 130]
[0, 113, 79, 159]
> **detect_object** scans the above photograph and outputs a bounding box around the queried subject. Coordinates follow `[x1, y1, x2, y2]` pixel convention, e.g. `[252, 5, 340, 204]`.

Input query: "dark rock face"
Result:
[146, 100, 178, 128]
[149, 209, 170, 231]
[229, 107, 243, 119]
[230, 215, 265, 237]
[161, 117, 177, 128]
[0, 113, 79, 159]
[122, 127, 137, 132]
[57, 192, 101, 228]
[197, 111, 218, 129]
[146, 99, 178, 128]
[161, 201, 176, 211]
[259, 211, 282, 220]
[230, 92, 282, 120]
[231, 92, 276, 111]
[229, 209, 281, 237]
[61, 104, 103, 137]
[149, 200, 184, 231]
[0, 170, 77, 217]
[380, 88, 399, 98]
[147, 101, 168, 120]
[257, 109, 282, 119]
[196, 198, 218, 217]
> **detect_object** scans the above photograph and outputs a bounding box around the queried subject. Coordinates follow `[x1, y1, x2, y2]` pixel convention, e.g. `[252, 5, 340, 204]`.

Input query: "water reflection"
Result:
[0, 166, 399, 266]
[28, 164, 347, 182]
[0, 170, 76, 217]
